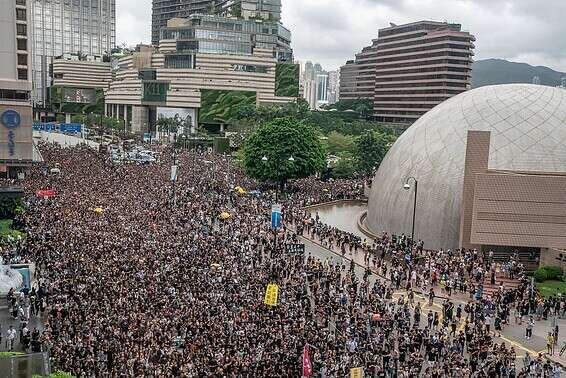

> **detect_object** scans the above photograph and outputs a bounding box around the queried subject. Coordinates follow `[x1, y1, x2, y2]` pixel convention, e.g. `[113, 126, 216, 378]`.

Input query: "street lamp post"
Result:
[403, 177, 418, 245]
[262, 155, 295, 255]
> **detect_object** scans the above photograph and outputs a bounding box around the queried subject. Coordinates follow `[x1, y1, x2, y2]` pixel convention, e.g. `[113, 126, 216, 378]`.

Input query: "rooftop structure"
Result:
[160, 14, 292, 62]
[152, 0, 282, 45]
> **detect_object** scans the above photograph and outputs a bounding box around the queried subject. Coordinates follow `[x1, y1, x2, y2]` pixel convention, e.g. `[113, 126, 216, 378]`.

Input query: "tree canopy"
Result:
[354, 130, 397, 176]
[242, 117, 325, 183]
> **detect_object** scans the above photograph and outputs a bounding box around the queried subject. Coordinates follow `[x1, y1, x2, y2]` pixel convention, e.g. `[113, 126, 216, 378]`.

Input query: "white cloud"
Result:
[116, 0, 566, 72]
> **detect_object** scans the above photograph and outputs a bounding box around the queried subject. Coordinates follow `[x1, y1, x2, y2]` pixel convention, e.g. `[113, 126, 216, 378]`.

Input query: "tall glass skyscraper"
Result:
[30, 0, 116, 107]
[152, 0, 281, 45]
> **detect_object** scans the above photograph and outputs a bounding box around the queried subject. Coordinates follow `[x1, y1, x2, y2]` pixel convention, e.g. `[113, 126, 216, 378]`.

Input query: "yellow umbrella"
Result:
[94, 207, 104, 214]
[219, 212, 231, 220]
[234, 186, 247, 195]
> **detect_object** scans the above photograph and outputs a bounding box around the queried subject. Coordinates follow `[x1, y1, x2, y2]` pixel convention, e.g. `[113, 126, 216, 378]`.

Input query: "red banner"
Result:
[36, 189, 56, 198]
[302, 344, 313, 377]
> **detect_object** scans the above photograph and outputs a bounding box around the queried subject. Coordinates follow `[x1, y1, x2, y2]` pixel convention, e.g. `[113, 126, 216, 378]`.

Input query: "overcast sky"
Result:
[117, 0, 566, 72]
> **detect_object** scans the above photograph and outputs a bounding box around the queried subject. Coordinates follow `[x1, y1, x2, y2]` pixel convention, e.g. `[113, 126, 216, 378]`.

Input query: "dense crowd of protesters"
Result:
[0, 142, 564, 377]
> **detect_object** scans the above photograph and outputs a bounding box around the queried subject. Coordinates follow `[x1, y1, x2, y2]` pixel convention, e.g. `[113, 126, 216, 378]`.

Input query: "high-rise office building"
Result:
[1, 0, 34, 176]
[316, 73, 329, 107]
[301, 61, 330, 109]
[339, 21, 475, 125]
[373, 21, 475, 124]
[152, 0, 282, 46]
[328, 70, 340, 104]
[338, 60, 358, 101]
[159, 13, 292, 62]
[338, 41, 379, 101]
[30, 0, 116, 108]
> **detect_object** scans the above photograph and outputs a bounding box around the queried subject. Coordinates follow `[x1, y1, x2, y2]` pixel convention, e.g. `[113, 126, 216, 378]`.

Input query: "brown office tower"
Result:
[373, 21, 475, 125]
[338, 40, 379, 101]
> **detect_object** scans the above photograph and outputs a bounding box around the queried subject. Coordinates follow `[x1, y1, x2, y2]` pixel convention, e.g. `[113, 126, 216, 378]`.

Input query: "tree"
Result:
[326, 131, 355, 156]
[242, 117, 326, 184]
[332, 152, 358, 178]
[156, 116, 182, 137]
[354, 130, 397, 176]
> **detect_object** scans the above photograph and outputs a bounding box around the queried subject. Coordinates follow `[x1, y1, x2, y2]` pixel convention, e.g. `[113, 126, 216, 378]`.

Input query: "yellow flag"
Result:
[350, 367, 363, 378]
[263, 283, 279, 306]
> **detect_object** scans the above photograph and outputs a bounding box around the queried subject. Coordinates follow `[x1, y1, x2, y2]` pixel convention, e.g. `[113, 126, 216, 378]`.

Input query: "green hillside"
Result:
[472, 59, 566, 88]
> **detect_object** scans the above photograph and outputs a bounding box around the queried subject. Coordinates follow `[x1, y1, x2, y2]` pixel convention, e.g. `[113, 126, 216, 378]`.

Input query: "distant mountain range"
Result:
[471, 59, 566, 88]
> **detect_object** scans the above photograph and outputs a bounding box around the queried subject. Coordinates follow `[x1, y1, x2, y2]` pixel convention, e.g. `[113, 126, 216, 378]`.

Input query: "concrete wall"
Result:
[540, 248, 566, 269]
[459, 130, 490, 250]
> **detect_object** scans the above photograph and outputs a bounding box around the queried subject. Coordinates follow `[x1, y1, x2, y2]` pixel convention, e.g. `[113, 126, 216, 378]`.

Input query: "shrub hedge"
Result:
[534, 265, 564, 283]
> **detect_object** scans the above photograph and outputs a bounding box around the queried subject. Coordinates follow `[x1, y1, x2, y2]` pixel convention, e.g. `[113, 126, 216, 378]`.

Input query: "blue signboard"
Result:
[1, 110, 21, 129]
[33, 123, 57, 131]
[1, 110, 21, 157]
[33, 123, 82, 133]
[271, 204, 282, 230]
[59, 123, 82, 133]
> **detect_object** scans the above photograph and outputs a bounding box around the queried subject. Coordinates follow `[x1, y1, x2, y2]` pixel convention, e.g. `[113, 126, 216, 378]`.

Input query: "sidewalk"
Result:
[293, 224, 566, 368]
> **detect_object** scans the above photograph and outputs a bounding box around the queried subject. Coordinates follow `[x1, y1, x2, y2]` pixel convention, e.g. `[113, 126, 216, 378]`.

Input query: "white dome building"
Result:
[367, 84, 566, 250]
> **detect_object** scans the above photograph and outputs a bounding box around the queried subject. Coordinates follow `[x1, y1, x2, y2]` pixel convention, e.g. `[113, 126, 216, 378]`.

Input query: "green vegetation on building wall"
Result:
[50, 87, 104, 115]
[199, 89, 257, 124]
[275, 64, 299, 98]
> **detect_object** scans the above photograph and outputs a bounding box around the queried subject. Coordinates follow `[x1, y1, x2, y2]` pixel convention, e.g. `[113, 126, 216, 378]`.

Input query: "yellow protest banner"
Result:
[350, 367, 363, 378]
[263, 283, 279, 306]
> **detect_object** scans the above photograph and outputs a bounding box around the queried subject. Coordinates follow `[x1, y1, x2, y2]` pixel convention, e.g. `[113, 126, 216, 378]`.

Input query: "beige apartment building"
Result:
[339, 21, 475, 125]
[0, 0, 34, 178]
[52, 55, 113, 91]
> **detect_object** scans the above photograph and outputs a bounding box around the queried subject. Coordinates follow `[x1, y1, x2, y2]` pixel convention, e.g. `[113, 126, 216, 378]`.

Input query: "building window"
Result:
[165, 54, 195, 69]
[16, 8, 26, 21]
[16, 0, 26, 5]
[138, 70, 157, 81]
[17, 54, 27, 66]
[17, 39, 27, 51]
[232, 64, 268, 73]
[16, 24, 27, 36]
[176, 40, 198, 52]
[18, 68, 28, 80]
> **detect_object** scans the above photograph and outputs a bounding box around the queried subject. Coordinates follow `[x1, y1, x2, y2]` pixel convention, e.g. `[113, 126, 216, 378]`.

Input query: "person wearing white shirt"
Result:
[7, 325, 16, 351]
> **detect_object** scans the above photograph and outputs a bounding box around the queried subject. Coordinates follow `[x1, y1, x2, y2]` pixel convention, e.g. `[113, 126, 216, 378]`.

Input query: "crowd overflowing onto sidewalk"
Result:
[0, 143, 563, 377]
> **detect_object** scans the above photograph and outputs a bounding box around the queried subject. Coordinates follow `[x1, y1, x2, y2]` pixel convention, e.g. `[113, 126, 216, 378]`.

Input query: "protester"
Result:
[0, 143, 562, 377]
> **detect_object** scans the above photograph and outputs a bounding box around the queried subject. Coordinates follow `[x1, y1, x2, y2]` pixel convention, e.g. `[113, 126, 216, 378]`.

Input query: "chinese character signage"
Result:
[142, 81, 169, 103]
[1, 110, 21, 157]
